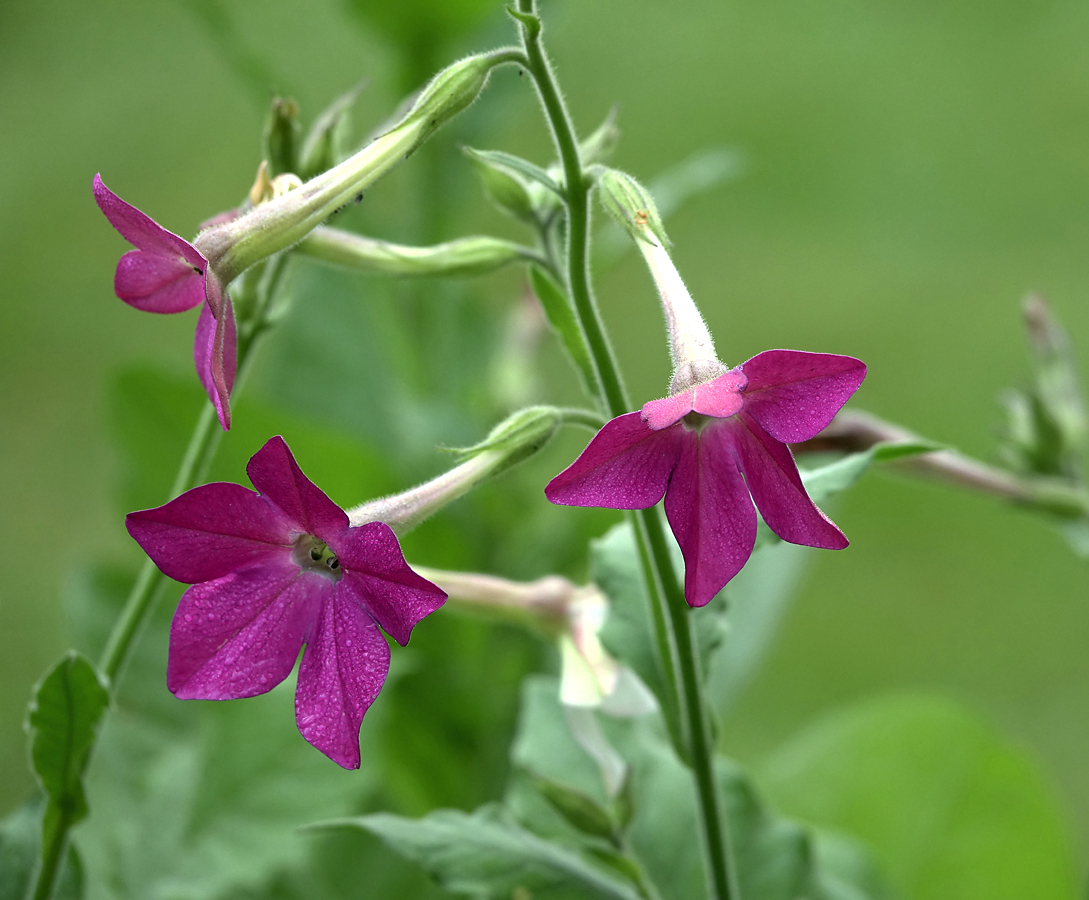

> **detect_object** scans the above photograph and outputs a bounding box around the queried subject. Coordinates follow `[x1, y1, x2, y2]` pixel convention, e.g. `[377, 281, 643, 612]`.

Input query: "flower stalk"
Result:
[514, 4, 738, 898]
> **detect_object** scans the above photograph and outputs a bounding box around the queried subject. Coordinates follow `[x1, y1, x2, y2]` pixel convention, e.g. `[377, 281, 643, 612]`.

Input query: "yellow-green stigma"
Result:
[293, 534, 342, 581]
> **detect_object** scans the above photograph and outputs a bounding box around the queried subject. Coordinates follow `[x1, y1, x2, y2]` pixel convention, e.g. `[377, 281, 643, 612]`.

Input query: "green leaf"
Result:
[0, 796, 83, 900]
[26, 652, 110, 845]
[463, 147, 564, 199]
[332, 806, 645, 900]
[529, 266, 599, 397]
[758, 694, 1078, 900]
[592, 523, 731, 697]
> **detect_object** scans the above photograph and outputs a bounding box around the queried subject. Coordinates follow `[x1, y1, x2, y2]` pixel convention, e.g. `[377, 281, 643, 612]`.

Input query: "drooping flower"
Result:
[552, 169, 866, 607]
[546, 351, 865, 607]
[126, 436, 446, 768]
[93, 174, 236, 429]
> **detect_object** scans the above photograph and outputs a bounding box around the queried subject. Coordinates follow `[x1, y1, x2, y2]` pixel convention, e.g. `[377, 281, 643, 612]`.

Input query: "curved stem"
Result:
[515, 5, 736, 899]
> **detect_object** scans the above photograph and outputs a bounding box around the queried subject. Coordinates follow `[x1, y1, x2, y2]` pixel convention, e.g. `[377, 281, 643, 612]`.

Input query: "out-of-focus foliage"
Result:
[758, 695, 1078, 900]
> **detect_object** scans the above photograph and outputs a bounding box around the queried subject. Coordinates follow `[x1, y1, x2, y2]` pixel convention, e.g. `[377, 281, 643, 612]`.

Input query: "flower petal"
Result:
[295, 589, 391, 769]
[168, 559, 324, 699]
[93, 174, 205, 269]
[731, 413, 848, 549]
[546, 412, 685, 509]
[115, 249, 205, 313]
[740, 349, 866, 443]
[330, 522, 446, 646]
[126, 482, 293, 583]
[663, 425, 757, 607]
[193, 293, 237, 432]
[246, 436, 349, 537]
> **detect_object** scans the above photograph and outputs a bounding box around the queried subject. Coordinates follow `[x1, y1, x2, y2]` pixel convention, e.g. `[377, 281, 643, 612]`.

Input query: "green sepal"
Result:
[529, 266, 598, 397]
[579, 106, 621, 167]
[447, 406, 563, 474]
[299, 80, 368, 179]
[464, 147, 564, 199]
[464, 146, 537, 222]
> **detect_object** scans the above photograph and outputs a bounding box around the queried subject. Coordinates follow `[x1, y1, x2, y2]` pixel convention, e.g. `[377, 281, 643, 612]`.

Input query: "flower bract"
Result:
[93, 174, 236, 429]
[126, 436, 446, 768]
[546, 350, 866, 607]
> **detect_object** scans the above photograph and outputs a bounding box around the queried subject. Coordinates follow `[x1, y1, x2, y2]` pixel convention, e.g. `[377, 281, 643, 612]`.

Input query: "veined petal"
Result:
[731, 413, 848, 549]
[663, 426, 757, 607]
[546, 412, 685, 509]
[115, 249, 205, 313]
[168, 560, 325, 699]
[193, 293, 237, 432]
[246, 436, 349, 537]
[295, 590, 391, 769]
[126, 482, 293, 583]
[740, 349, 866, 443]
[331, 522, 446, 646]
[93, 174, 205, 269]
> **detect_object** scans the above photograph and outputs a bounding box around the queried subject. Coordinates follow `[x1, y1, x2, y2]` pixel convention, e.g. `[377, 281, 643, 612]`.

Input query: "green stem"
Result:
[515, 5, 736, 899]
[31, 807, 72, 900]
[33, 261, 290, 900]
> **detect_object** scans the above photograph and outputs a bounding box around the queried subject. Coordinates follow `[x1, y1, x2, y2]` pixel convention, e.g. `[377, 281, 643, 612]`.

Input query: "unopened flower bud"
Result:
[402, 51, 509, 147]
[263, 96, 300, 177]
[298, 226, 530, 278]
[348, 406, 564, 532]
[596, 167, 669, 248]
[1023, 295, 1088, 463]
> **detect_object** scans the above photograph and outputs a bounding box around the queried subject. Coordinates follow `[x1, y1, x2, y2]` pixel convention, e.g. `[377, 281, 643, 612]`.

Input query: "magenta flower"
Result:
[126, 436, 446, 768]
[546, 350, 866, 607]
[93, 174, 236, 430]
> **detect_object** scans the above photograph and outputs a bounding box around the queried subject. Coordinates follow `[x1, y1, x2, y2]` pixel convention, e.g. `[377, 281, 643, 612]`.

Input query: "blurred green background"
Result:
[2, 0, 1088, 894]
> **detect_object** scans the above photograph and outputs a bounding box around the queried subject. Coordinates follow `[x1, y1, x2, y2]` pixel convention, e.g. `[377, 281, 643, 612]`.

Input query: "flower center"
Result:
[682, 411, 712, 432]
[292, 534, 342, 582]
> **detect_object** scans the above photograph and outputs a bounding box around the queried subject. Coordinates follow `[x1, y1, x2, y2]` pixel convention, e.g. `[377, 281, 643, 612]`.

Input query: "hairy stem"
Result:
[795, 408, 1089, 516]
[515, 4, 736, 898]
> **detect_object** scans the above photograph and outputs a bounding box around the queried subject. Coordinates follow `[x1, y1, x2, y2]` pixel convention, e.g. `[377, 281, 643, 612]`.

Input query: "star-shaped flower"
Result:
[126, 436, 446, 768]
[546, 350, 866, 607]
[93, 174, 236, 429]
